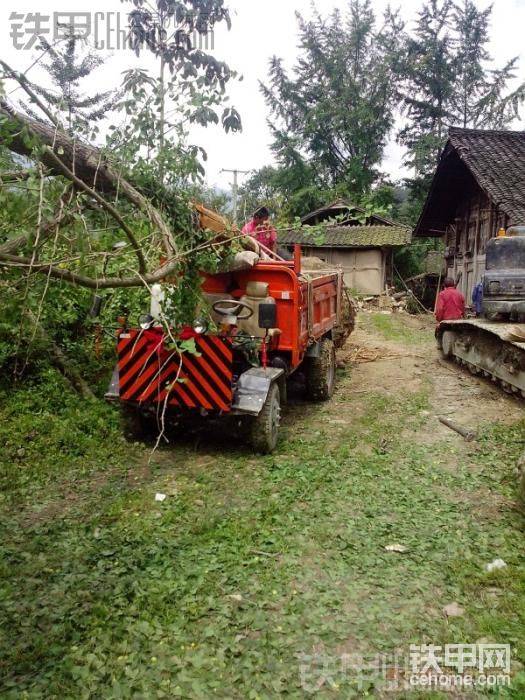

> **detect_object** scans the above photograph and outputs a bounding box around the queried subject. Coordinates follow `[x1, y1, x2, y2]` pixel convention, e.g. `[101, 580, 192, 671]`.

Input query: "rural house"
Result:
[278, 200, 411, 295]
[413, 127, 525, 301]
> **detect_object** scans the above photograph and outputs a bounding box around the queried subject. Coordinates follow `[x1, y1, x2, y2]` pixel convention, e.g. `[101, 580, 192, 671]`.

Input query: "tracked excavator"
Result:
[437, 226, 525, 397]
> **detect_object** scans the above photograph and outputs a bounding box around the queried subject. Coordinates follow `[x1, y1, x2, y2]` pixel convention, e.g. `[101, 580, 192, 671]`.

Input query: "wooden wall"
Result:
[443, 185, 510, 301]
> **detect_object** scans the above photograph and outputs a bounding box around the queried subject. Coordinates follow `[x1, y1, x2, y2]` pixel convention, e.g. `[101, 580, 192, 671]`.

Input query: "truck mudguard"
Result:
[231, 367, 285, 416]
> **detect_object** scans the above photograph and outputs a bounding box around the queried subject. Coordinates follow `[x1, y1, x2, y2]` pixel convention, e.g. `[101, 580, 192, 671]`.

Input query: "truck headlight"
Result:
[193, 318, 209, 335]
[139, 313, 155, 330]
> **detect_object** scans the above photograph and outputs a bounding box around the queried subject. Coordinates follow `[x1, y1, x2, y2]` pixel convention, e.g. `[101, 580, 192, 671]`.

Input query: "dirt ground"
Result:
[343, 311, 523, 441]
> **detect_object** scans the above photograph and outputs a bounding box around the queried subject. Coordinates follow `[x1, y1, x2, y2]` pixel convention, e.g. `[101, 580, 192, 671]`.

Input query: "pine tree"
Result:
[398, 0, 456, 179]
[400, 0, 525, 181]
[31, 34, 115, 136]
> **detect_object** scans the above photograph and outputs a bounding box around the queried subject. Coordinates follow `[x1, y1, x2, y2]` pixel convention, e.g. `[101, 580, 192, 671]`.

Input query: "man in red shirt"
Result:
[242, 206, 277, 253]
[435, 278, 465, 323]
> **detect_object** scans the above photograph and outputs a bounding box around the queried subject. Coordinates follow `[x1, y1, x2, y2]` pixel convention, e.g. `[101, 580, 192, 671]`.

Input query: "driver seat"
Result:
[236, 281, 276, 338]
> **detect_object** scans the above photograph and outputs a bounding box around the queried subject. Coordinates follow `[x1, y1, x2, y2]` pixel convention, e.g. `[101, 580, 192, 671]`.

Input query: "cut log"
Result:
[438, 416, 477, 442]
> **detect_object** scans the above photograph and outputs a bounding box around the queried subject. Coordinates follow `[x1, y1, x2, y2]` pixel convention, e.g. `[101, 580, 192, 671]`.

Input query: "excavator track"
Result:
[438, 319, 525, 398]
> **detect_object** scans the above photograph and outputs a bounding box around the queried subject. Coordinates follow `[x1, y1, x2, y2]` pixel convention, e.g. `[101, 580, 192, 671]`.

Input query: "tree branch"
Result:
[0, 101, 177, 255]
[0, 59, 61, 128]
[0, 169, 47, 183]
[26, 309, 96, 400]
[0, 252, 180, 289]
[43, 146, 148, 274]
[0, 190, 74, 255]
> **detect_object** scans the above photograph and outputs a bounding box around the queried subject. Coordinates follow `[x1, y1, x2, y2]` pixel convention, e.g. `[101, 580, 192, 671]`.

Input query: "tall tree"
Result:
[451, 0, 525, 129]
[238, 161, 327, 221]
[398, 0, 455, 179]
[121, 0, 241, 183]
[261, 0, 404, 196]
[400, 0, 525, 181]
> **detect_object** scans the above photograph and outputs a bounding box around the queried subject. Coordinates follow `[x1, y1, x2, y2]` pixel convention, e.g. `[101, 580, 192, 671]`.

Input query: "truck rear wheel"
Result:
[249, 382, 281, 454]
[306, 337, 336, 401]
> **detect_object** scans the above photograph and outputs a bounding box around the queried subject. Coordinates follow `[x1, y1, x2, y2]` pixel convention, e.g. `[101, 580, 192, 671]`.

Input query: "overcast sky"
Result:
[2, 0, 525, 193]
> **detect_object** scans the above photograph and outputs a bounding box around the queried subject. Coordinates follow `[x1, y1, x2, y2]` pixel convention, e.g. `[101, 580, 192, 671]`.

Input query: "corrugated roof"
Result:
[278, 225, 411, 248]
[415, 127, 525, 236]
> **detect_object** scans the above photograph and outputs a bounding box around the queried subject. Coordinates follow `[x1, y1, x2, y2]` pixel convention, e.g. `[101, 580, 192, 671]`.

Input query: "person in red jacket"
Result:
[435, 278, 465, 323]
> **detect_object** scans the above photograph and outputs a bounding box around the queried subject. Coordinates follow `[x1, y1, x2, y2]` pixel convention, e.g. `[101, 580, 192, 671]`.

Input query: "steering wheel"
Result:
[212, 299, 254, 320]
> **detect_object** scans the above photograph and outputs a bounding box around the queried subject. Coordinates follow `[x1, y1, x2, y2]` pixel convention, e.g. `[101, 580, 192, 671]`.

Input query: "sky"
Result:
[2, 0, 525, 195]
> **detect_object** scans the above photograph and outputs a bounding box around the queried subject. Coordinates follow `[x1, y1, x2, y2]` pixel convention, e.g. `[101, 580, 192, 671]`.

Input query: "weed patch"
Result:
[0, 365, 523, 697]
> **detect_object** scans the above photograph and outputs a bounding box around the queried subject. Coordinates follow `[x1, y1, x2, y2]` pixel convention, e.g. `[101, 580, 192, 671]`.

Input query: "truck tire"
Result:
[332, 290, 357, 349]
[249, 382, 281, 454]
[121, 404, 156, 441]
[306, 337, 336, 401]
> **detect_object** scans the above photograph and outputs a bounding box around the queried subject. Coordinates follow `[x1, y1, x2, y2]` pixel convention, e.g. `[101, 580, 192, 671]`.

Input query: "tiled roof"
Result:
[278, 225, 411, 248]
[415, 127, 525, 236]
[448, 127, 525, 223]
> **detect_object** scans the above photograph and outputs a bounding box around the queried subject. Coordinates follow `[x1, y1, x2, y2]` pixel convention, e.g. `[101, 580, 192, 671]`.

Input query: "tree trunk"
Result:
[27, 311, 96, 400]
[0, 101, 177, 254]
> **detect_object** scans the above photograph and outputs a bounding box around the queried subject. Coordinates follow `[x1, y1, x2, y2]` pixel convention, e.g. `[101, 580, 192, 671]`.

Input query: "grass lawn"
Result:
[1, 325, 524, 697]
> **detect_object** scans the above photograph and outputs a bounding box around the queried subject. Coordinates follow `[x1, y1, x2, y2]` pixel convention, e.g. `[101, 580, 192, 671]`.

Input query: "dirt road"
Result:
[346, 311, 522, 440]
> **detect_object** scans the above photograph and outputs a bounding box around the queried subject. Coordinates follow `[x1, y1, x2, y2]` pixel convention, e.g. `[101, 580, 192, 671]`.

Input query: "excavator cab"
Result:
[484, 227, 525, 320]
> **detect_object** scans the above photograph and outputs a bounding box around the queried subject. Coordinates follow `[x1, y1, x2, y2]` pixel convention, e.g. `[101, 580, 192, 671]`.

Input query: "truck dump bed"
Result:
[203, 259, 342, 369]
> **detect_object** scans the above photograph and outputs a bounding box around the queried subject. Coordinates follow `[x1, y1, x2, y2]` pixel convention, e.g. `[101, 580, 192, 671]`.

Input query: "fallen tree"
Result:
[0, 62, 256, 292]
[0, 5, 252, 396]
[0, 100, 177, 261]
[0, 62, 260, 395]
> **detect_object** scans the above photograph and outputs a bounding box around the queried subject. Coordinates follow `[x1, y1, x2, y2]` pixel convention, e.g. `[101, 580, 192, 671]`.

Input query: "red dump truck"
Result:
[107, 247, 353, 452]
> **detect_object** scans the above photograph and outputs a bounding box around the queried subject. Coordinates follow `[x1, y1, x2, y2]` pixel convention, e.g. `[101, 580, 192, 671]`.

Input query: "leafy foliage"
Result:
[238, 164, 330, 221]
[394, 236, 443, 282]
[398, 0, 456, 179]
[399, 0, 525, 181]
[253, 0, 525, 238]
[452, 0, 525, 130]
[261, 0, 405, 197]
[0, 0, 246, 380]
[121, 0, 241, 183]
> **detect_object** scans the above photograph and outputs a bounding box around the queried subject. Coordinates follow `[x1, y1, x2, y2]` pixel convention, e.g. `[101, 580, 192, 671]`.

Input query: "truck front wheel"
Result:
[249, 382, 281, 454]
[306, 337, 336, 401]
[120, 404, 156, 441]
